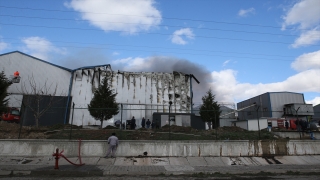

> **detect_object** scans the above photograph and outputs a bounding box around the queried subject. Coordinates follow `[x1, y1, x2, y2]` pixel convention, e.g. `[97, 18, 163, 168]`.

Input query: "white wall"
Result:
[236, 121, 247, 130]
[247, 119, 268, 131]
[70, 68, 192, 127]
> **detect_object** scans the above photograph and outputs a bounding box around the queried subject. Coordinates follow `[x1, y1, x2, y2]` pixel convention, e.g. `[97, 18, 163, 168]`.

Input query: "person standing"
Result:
[285, 120, 289, 130]
[104, 133, 118, 158]
[146, 119, 151, 129]
[131, 116, 136, 130]
[141, 117, 146, 128]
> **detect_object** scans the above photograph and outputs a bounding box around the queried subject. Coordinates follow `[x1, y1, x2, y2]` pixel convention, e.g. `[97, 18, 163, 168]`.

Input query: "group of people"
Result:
[284, 119, 315, 132]
[295, 119, 309, 132]
[130, 116, 158, 130]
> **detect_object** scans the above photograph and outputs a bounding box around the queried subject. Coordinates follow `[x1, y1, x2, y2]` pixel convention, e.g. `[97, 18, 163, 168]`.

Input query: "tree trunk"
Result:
[100, 119, 103, 129]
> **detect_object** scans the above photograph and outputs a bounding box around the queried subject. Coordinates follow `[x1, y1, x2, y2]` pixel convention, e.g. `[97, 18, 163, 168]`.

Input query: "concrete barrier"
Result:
[0, 140, 319, 157]
[272, 131, 319, 139]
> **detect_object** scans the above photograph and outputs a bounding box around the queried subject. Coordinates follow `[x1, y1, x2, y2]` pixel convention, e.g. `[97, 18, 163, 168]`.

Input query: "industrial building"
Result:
[235, 92, 314, 130]
[0, 51, 199, 128]
[313, 104, 320, 121]
[193, 103, 236, 129]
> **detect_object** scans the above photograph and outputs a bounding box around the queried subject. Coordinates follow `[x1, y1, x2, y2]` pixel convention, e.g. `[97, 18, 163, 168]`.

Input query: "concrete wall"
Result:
[273, 131, 319, 139]
[0, 140, 319, 157]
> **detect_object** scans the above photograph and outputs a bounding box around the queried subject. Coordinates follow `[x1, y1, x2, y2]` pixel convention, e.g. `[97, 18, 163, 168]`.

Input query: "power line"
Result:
[2, 37, 298, 58]
[0, 14, 310, 38]
[0, 5, 308, 31]
[2, 23, 318, 47]
[2, 42, 305, 62]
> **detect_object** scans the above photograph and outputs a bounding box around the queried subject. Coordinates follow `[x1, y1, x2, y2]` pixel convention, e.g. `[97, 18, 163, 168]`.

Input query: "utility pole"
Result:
[295, 107, 301, 140]
[169, 101, 172, 140]
[255, 103, 261, 140]
[214, 108, 217, 140]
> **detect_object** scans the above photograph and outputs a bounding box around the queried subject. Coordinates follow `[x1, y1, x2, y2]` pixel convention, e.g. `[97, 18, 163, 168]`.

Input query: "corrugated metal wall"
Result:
[0, 52, 71, 96]
[237, 92, 307, 120]
[70, 68, 192, 127]
[270, 92, 305, 117]
[1, 52, 193, 128]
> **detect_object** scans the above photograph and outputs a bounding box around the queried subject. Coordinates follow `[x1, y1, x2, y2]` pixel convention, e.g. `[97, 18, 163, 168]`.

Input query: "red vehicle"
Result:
[1, 107, 20, 123]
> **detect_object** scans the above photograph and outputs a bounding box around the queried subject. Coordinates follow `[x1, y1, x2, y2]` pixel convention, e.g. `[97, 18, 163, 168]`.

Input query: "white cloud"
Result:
[222, 60, 230, 67]
[291, 50, 320, 71]
[112, 52, 119, 56]
[282, 0, 320, 30]
[0, 41, 8, 52]
[210, 68, 320, 103]
[21, 37, 66, 61]
[306, 97, 320, 106]
[281, 0, 320, 48]
[292, 28, 320, 48]
[65, 0, 162, 34]
[112, 57, 147, 71]
[238, 8, 255, 17]
[171, 28, 195, 45]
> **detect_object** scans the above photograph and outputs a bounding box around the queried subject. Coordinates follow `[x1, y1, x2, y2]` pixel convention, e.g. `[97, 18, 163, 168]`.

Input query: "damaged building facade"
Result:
[71, 65, 193, 127]
[0, 51, 194, 128]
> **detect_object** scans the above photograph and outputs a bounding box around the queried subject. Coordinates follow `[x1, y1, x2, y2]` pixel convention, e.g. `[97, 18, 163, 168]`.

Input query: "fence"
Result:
[1, 103, 319, 140]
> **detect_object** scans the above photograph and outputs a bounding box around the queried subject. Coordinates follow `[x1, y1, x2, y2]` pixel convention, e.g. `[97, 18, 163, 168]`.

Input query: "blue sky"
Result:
[0, 0, 319, 106]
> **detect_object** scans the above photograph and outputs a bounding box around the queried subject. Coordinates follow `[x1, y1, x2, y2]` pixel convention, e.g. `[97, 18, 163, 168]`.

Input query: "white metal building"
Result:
[0, 51, 194, 127]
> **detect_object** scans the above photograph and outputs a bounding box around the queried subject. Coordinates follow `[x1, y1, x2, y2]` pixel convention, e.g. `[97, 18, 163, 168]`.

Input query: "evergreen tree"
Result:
[199, 88, 221, 129]
[0, 71, 11, 113]
[88, 76, 119, 129]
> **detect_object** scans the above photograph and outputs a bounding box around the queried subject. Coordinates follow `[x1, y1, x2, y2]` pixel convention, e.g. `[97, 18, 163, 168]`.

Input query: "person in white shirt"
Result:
[104, 133, 119, 158]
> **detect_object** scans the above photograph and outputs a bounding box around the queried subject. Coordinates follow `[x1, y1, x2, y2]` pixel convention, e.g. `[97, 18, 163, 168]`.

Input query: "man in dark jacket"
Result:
[131, 116, 136, 130]
[141, 117, 146, 128]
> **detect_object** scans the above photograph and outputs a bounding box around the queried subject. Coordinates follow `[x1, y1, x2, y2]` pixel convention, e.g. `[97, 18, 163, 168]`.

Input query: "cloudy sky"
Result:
[0, 0, 319, 106]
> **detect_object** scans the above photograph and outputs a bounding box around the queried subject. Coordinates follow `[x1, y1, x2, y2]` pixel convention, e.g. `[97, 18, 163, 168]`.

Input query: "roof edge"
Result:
[0, 51, 72, 72]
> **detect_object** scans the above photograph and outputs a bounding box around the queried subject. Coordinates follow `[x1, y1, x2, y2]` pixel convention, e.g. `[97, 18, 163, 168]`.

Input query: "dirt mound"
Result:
[0, 121, 48, 139]
[217, 126, 246, 133]
[160, 125, 195, 133]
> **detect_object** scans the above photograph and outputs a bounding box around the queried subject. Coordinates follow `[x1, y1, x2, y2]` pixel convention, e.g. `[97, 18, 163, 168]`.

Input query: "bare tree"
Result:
[17, 75, 65, 127]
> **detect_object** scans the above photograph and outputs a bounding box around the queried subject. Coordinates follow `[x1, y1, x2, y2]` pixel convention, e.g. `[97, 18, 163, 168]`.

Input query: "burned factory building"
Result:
[71, 65, 195, 127]
[0, 51, 197, 128]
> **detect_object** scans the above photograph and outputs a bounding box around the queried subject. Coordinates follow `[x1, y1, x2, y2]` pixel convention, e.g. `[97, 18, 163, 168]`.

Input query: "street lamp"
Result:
[169, 101, 172, 140]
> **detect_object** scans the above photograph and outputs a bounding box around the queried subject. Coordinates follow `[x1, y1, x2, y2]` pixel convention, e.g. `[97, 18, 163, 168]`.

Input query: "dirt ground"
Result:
[0, 121, 276, 140]
[0, 121, 49, 139]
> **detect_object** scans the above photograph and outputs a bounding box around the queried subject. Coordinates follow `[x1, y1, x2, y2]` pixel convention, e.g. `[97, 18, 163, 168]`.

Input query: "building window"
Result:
[247, 111, 251, 115]
[263, 108, 268, 112]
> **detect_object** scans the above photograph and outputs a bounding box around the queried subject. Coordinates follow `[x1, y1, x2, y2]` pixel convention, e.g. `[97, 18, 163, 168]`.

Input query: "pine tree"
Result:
[88, 76, 119, 129]
[0, 71, 11, 113]
[199, 88, 221, 129]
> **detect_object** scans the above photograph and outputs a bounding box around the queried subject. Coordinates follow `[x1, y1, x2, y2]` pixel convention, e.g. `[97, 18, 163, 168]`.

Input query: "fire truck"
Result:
[1, 107, 20, 123]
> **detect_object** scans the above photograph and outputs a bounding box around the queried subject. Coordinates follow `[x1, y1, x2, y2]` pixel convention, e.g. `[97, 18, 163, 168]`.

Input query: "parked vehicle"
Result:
[1, 107, 20, 123]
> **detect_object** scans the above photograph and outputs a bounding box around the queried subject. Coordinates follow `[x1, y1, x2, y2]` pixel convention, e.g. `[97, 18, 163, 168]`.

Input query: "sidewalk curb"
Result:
[0, 170, 12, 176]
[30, 170, 103, 177]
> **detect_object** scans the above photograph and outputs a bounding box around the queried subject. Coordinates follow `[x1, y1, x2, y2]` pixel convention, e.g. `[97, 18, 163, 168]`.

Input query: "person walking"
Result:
[131, 116, 136, 130]
[285, 120, 289, 130]
[141, 117, 146, 128]
[104, 133, 118, 158]
[146, 119, 151, 129]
